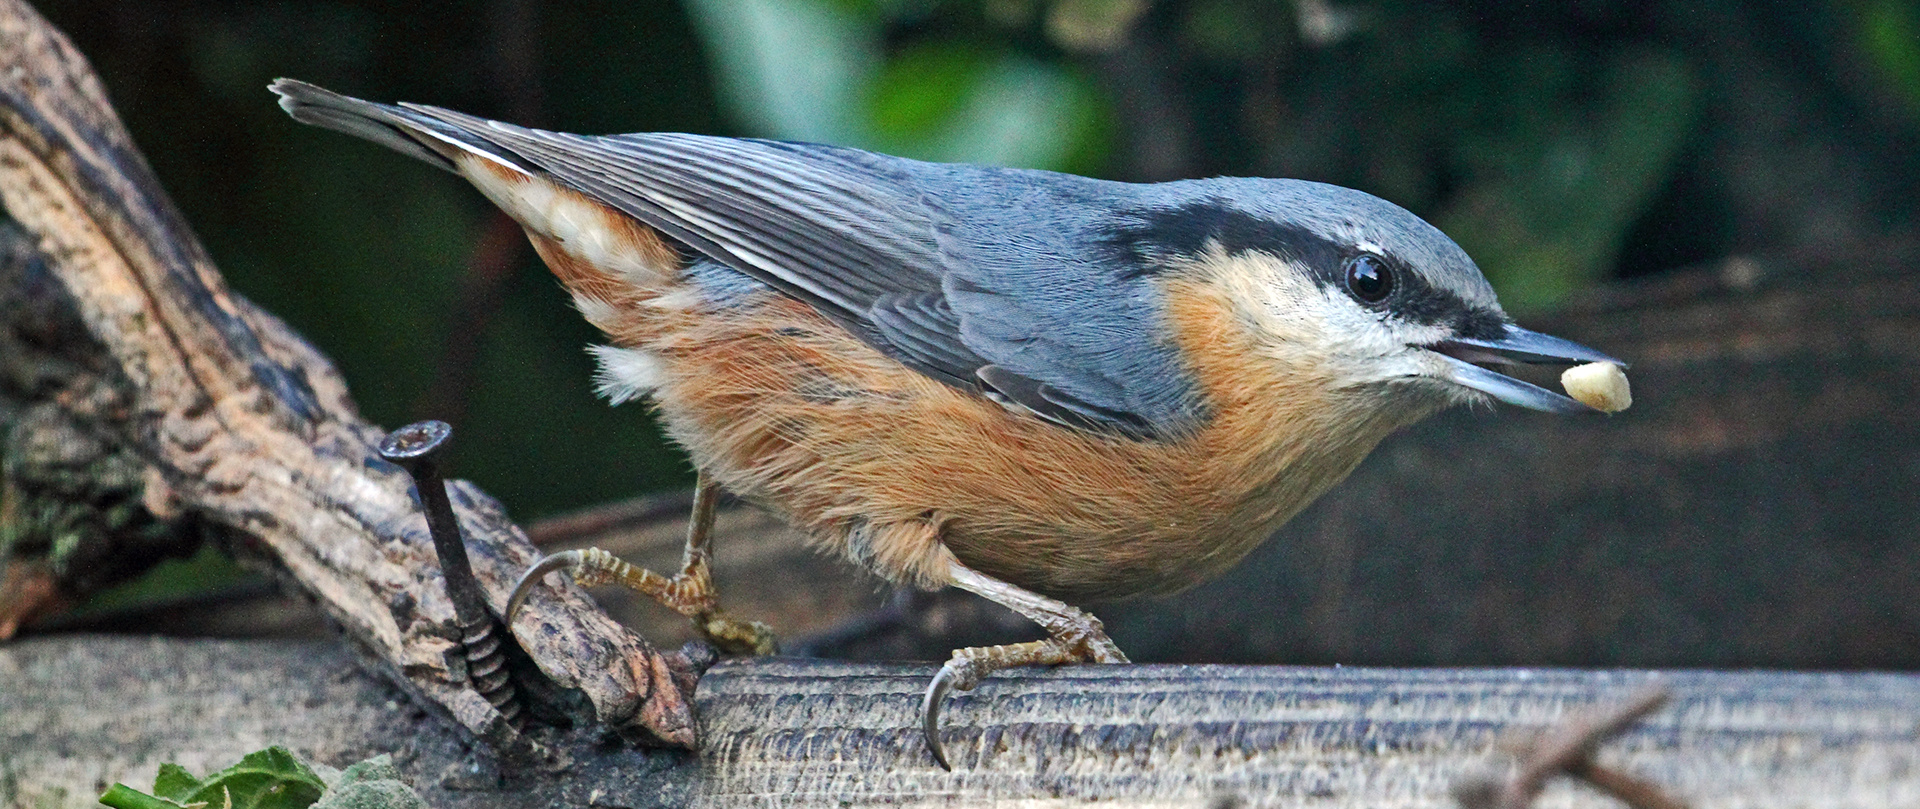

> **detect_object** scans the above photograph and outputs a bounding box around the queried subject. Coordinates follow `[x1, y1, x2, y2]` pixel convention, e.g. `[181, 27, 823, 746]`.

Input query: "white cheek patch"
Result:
[455, 155, 671, 287]
[1217, 250, 1453, 388]
[587, 344, 665, 405]
[1314, 289, 1400, 355]
[1316, 290, 1460, 385]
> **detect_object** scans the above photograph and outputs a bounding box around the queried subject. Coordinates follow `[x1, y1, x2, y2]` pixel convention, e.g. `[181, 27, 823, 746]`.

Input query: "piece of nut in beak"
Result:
[1560, 362, 1631, 412]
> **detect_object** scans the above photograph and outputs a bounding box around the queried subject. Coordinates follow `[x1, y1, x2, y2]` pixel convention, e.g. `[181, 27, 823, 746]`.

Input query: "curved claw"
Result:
[505, 550, 589, 624]
[921, 660, 963, 771]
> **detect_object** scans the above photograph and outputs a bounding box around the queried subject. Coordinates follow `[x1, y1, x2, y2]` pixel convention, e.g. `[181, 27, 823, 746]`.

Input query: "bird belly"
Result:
[627, 285, 1399, 603]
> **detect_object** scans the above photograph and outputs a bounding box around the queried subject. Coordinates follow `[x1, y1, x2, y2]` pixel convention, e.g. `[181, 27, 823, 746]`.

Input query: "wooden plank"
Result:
[4, 636, 1917, 808]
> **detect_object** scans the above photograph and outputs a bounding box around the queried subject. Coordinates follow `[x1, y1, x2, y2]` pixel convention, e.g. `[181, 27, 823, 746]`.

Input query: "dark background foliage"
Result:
[22, 0, 1920, 658]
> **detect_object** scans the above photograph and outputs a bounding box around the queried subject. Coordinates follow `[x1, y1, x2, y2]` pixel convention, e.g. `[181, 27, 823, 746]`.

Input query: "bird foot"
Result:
[695, 611, 778, 656]
[506, 547, 777, 656]
[921, 623, 1128, 770]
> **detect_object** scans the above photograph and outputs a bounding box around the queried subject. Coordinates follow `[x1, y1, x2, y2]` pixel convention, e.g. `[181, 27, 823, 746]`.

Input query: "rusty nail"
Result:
[380, 420, 524, 729]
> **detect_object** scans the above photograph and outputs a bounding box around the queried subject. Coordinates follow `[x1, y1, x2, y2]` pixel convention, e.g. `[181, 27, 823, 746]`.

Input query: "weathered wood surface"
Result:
[0, 0, 690, 749]
[5, 636, 1918, 808]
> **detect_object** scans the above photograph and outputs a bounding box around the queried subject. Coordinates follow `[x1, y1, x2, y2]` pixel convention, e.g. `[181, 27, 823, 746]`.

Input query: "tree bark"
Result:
[0, 0, 691, 752]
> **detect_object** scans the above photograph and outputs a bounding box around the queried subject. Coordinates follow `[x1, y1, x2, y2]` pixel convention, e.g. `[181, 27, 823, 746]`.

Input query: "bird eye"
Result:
[1343, 254, 1394, 304]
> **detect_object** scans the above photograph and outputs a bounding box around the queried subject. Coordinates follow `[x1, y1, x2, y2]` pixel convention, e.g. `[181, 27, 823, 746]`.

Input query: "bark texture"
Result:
[0, 0, 692, 750]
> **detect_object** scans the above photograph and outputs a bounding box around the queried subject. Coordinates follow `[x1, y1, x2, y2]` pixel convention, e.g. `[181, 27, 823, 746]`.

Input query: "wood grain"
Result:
[5, 636, 1918, 808]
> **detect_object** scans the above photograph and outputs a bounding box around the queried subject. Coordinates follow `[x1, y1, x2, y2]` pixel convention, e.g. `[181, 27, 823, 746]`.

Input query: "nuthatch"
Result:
[272, 79, 1621, 768]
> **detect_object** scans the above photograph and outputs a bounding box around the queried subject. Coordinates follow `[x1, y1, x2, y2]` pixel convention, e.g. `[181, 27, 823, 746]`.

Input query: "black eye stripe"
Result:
[1098, 198, 1508, 338]
[1100, 199, 1342, 278]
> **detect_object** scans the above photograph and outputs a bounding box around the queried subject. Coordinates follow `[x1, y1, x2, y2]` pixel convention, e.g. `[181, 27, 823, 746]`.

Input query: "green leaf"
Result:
[103, 750, 428, 809]
[182, 747, 327, 809]
[107, 747, 328, 809]
[151, 764, 203, 802]
[98, 784, 204, 809]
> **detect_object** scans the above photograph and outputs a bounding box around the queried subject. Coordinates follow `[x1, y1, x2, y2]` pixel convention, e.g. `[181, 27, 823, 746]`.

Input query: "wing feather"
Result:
[390, 102, 1203, 436]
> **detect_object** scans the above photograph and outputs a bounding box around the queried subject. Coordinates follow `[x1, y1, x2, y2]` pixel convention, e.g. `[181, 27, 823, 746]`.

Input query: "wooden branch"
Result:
[0, 0, 689, 749]
[8, 636, 1920, 807]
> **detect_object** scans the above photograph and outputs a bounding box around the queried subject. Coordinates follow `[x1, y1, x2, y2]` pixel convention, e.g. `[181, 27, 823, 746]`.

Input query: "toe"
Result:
[921, 660, 967, 771]
[506, 550, 588, 624]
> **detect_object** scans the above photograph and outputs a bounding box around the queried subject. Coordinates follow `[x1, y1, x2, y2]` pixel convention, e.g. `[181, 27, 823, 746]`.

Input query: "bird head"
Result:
[1119, 180, 1618, 419]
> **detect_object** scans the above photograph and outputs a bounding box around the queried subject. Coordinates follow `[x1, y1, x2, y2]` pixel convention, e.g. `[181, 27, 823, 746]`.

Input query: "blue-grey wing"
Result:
[910, 163, 1207, 437]
[401, 106, 935, 331]
[399, 104, 1201, 436]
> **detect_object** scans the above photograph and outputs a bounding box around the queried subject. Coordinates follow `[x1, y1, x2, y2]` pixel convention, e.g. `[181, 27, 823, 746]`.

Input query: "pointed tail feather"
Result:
[269, 79, 523, 175]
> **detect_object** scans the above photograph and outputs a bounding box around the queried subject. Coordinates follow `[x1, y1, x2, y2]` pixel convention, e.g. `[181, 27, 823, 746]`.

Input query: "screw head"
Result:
[379, 419, 453, 462]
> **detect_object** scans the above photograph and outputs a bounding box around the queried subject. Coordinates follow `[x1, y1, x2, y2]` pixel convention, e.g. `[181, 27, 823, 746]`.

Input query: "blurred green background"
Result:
[19, 0, 1920, 611]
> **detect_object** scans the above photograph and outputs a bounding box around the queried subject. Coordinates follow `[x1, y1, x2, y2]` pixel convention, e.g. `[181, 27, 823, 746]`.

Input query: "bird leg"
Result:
[506, 475, 776, 656]
[922, 562, 1128, 770]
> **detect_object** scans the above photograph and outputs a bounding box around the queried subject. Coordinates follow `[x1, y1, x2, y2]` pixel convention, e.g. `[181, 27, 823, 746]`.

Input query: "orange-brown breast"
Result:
[498, 175, 1418, 603]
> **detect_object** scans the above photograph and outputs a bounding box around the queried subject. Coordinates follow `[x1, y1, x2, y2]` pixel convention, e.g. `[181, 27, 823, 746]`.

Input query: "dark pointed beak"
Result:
[1428, 325, 1623, 414]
